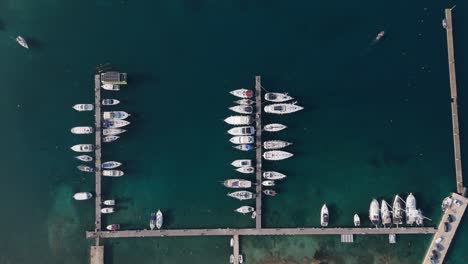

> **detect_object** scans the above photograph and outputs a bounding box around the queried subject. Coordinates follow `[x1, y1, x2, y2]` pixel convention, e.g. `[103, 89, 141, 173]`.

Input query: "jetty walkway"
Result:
[94, 74, 102, 236]
[255, 76, 262, 229]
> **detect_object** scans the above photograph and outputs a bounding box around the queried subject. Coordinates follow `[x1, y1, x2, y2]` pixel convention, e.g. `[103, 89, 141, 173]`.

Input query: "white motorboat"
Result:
[227, 126, 255, 136]
[230, 88, 253, 98]
[236, 166, 254, 174]
[73, 104, 94, 111]
[223, 179, 252, 188]
[381, 200, 392, 227]
[101, 84, 120, 91]
[71, 144, 94, 153]
[234, 206, 255, 214]
[263, 140, 292, 150]
[262, 180, 275, 186]
[231, 159, 252, 167]
[103, 200, 115, 206]
[103, 135, 119, 143]
[224, 116, 253, 125]
[102, 99, 120, 105]
[263, 189, 277, 196]
[321, 204, 329, 227]
[234, 99, 254, 105]
[369, 199, 381, 226]
[16, 36, 29, 49]
[230, 254, 234, 264]
[102, 161, 122, 169]
[233, 144, 253, 151]
[101, 207, 114, 214]
[156, 210, 163, 229]
[392, 194, 404, 225]
[106, 224, 120, 231]
[264, 102, 304, 114]
[71, 126, 94, 134]
[238, 255, 244, 263]
[103, 170, 124, 177]
[73, 192, 92, 200]
[264, 123, 287, 132]
[230, 136, 254, 144]
[263, 171, 286, 180]
[263, 150, 293, 160]
[103, 128, 126, 136]
[150, 212, 156, 230]
[229, 105, 254, 114]
[227, 191, 255, 201]
[77, 165, 94, 172]
[103, 119, 130, 128]
[103, 111, 130, 120]
[75, 155, 93, 162]
[405, 193, 424, 225]
[230, 238, 234, 247]
[265, 92, 293, 102]
[354, 214, 360, 227]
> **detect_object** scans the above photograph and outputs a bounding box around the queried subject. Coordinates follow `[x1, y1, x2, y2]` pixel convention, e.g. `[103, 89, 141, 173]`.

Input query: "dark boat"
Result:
[263, 189, 277, 196]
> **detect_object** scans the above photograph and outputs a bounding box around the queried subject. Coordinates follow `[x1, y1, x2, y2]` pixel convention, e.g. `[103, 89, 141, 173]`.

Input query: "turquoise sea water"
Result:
[0, 0, 467, 263]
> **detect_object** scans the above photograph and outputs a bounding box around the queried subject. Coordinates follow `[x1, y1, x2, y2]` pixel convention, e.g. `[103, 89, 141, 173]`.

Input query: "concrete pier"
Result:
[255, 76, 263, 229]
[232, 234, 239, 264]
[94, 74, 102, 234]
[90, 246, 104, 264]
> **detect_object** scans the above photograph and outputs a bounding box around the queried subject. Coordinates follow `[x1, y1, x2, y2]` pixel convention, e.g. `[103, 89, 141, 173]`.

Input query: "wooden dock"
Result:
[232, 234, 240, 264]
[255, 76, 262, 229]
[94, 74, 102, 236]
[90, 246, 104, 264]
[444, 8, 464, 194]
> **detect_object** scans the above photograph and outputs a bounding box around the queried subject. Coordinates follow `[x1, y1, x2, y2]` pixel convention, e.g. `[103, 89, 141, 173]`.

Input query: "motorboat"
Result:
[263, 189, 277, 196]
[263, 150, 293, 160]
[103, 135, 119, 143]
[263, 171, 286, 180]
[224, 116, 253, 125]
[236, 166, 254, 174]
[233, 144, 253, 151]
[392, 194, 404, 225]
[375, 31, 385, 41]
[230, 238, 234, 247]
[102, 99, 120, 106]
[227, 126, 255, 136]
[73, 192, 92, 200]
[156, 210, 163, 229]
[230, 88, 253, 98]
[102, 161, 122, 169]
[230, 254, 234, 264]
[262, 180, 275, 186]
[252, 211, 256, 219]
[103, 170, 124, 177]
[223, 179, 252, 188]
[77, 165, 94, 173]
[16, 36, 29, 49]
[321, 204, 329, 227]
[101, 207, 114, 214]
[227, 191, 255, 201]
[231, 159, 252, 167]
[264, 123, 287, 132]
[234, 206, 255, 214]
[150, 212, 156, 230]
[234, 99, 254, 105]
[71, 126, 94, 134]
[369, 199, 381, 226]
[265, 92, 293, 102]
[354, 214, 360, 227]
[75, 155, 93, 162]
[263, 140, 292, 150]
[103, 119, 130, 128]
[264, 102, 303, 114]
[229, 105, 254, 114]
[238, 255, 244, 264]
[103, 128, 126, 136]
[103, 200, 115, 206]
[230, 136, 254, 144]
[106, 224, 120, 231]
[381, 200, 392, 227]
[103, 111, 130, 120]
[101, 84, 120, 91]
[73, 104, 93, 111]
[71, 144, 94, 153]
[406, 193, 424, 225]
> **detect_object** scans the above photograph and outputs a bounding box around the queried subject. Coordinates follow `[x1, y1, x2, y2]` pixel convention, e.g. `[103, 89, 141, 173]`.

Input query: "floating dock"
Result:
[255, 76, 262, 229]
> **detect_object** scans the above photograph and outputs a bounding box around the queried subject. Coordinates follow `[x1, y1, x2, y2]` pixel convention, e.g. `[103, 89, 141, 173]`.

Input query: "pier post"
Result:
[255, 76, 262, 229]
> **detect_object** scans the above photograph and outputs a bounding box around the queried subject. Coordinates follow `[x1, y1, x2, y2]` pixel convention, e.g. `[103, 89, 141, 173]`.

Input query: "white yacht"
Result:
[103, 128, 126, 136]
[103, 200, 115, 206]
[381, 200, 392, 227]
[230, 136, 254, 144]
[101, 207, 114, 214]
[263, 140, 292, 150]
[229, 105, 254, 114]
[16, 36, 29, 49]
[73, 192, 92, 200]
[264, 123, 287, 132]
[101, 84, 120, 91]
[354, 214, 360, 227]
[236, 166, 254, 174]
[102, 170, 124, 177]
[102, 161, 122, 169]
[227, 191, 255, 201]
[263, 171, 286, 180]
[321, 204, 329, 227]
[234, 206, 255, 214]
[77, 165, 94, 173]
[102, 99, 120, 105]
[103, 119, 130, 128]
[71, 126, 94, 134]
[392, 194, 404, 225]
[262, 180, 275, 186]
[106, 224, 120, 231]
[71, 144, 94, 152]
[75, 155, 93, 162]
[103, 111, 130, 120]
[264, 102, 304, 114]
[73, 104, 94, 111]
[263, 150, 293, 160]
[233, 144, 253, 151]
[230, 88, 253, 98]
[224, 116, 253, 125]
[103, 135, 119, 143]
[156, 210, 163, 229]
[234, 99, 254, 105]
[231, 159, 252, 167]
[223, 179, 252, 188]
[406, 193, 424, 225]
[265, 92, 293, 102]
[227, 126, 255, 136]
[369, 199, 381, 226]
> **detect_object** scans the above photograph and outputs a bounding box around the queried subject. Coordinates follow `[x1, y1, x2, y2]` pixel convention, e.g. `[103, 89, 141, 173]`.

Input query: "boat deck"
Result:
[255, 76, 262, 229]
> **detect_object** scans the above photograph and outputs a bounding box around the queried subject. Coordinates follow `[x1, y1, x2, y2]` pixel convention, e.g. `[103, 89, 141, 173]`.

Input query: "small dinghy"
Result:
[264, 123, 287, 132]
[102, 99, 120, 106]
[103, 135, 119, 143]
[263, 171, 286, 180]
[263, 150, 293, 161]
[262, 180, 275, 186]
[263, 140, 292, 150]
[71, 144, 94, 153]
[16, 36, 29, 49]
[103, 128, 126, 136]
[73, 104, 93, 111]
[236, 166, 254, 174]
[228, 126, 255, 136]
[227, 191, 255, 201]
[233, 144, 253, 151]
[156, 210, 163, 229]
[73, 192, 92, 200]
[71, 126, 94, 134]
[101, 84, 120, 91]
[265, 92, 293, 102]
[234, 99, 254, 105]
[230, 136, 254, 144]
[224, 116, 253, 125]
[265, 102, 304, 114]
[231, 159, 252, 167]
[103, 119, 130, 128]
[102, 161, 122, 169]
[75, 155, 93, 162]
[235, 206, 255, 214]
[103, 200, 115, 206]
[101, 207, 114, 214]
[103, 111, 130, 120]
[150, 212, 156, 230]
[263, 189, 277, 196]
[107, 224, 120, 231]
[229, 105, 254, 114]
[223, 179, 252, 188]
[354, 214, 361, 227]
[103, 170, 124, 177]
[230, 89, 253, 98]
[77, 165, 94, 172]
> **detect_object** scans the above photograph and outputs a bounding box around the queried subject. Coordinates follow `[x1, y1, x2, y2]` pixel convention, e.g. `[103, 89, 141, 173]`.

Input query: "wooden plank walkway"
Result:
[94, 74, 102, 235]
[255, 76, 262, 229]
[444, 8, 464, 194]
[232, 234, 239, 264]
[90, 246, 104, 264]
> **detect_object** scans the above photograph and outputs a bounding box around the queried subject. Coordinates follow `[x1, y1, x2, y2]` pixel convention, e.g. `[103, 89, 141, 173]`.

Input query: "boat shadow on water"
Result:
[26, 37, 43, 50]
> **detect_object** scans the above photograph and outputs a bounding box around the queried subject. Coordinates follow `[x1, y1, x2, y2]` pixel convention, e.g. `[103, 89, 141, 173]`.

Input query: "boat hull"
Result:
[263, 150, 293, 160]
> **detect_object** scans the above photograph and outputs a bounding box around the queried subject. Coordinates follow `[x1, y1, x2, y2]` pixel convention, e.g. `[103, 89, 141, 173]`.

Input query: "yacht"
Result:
[227, 191, 255, 201]
[265, 92, 293, 102]
[236, 166, 254, 174]
[406, 193, 424, 225]
[103, 119, 130, 128]
[71, 144, 94, 153]
[263, 150, 293, 160]
[156, 210, 163, 229]
[103, 200, 115, 206]
[381, 200, 392, 227]
[73, 192, 92, 200]
[264, 102, 304, 114]
[223, 179, 252, 188]
[103, 111, 130, 120]
[103, 170, 124, 177]
[354, 214, 361, 227]
[234, 99, 254, 105]
[71, 126, 94, 134]
[233, 144, 253, 151]
[264, 123, 287, 132]
[230, 88, 253, 98]
[321, 204, 329, 227]
[101, 84, 120, 91]
[150, 212, 156, 230]
[103, 135, 119, 143]
[263, 189, 277, 196]
[263, 140, 292, 150]
[75, 155, 93, 162]
[369, 199, 381, 226]
[102, 161, 122, 169]
[230, 136, 254, 144]
[16, 36, 29, 49]
[392, 194, 404, 225]
[101, 207, 114, 214]
[102, 99, 120, 105]
[73, 104, 94, 111]
[77, 165, 94, 173]
[263, 171, 286, 180]
[234, 206, 255, 214]
[229, 105, 254, 114]
[224, 116, 253, 125]
[262, 180, 275, 186]
[227, 126, 255, 136]
[231, 159, 252, 167]
[103, 128, 126, 136]
[106, 224, 120, 231]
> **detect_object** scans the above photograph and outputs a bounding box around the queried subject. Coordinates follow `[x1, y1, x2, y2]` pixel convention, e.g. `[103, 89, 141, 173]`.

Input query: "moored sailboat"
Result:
[71, 126, 94, 134]
[263, 140, 292, 150]
[392, 194, 404, 225]
[224, 116, 253, 125]
[234, 99, 254, 105]
[264, 102, 303, 114]
[263, 189, 277, 196]
[77, 165, 94, 172]
[71, 144, 94, 153]
[233, 144, 253, 151]
[262, 171, 286, 180]
[75, 155, 93, 162]
[102, 170, 124, 177]
[264, 92, 293, 102]
[102, 99, 120, 105]
[231, 159, 252, 167]
[263, 150, 293, 160]
[103, 128, 126, 136]
[223, 179, 252, 188]
[230, 136, 254, 144]
[103, 135, 119, 143]
[73, 104, 94, 111]
[102, 161, 122, 169]
[234, 206, 255, 214]
[228, 126, 255, 136]
[101, 84, 120, 91]
[229, 105, 254, 114]
[230, 89, 253, 98]
[236, 166, 254, 174]
[103, 111, 130, 120]
[262, 180, 275, 186]
[264, 123, 287, 132]
[381, 200, 392, 227]
[227, 191, 255, 201]
[16, 36, 29, 49]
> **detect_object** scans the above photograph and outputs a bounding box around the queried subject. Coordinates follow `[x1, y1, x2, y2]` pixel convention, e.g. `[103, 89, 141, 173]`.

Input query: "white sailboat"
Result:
[321, 204, 329, 227]
[71, 126, 94, 134]
[392, 194, 404, 225]
[101, 84, 120, 91]
[231, 159, 252, 167]
[103, 119, 130, 128]
[369, 199, 381, 226]
[156, 210, 163, 229]
[103, 111, 130, 120]
[102, 99, 120, 105]
[101, 207, 114, 214]
[381, 200, 392, 227]
[262, 180, 275, 186]
[230, 88, 253, 98]
[102, 161, 122, 169]
[233, 144, 253, 151]
[16, 36, 29, 49]
[236, 166, 254, 174]
[263, 171, 286, 180]
[103, 135, 119, 143]
[263, 140, 292, 150]
[264, 102, 303, 114]
[264, 123, 287, 132]
[103, 200, 115, 206]
[103, 170, 124, 177]
[224, 116, 253, 125]
[234, 206, 255, 214]
[264, 92, 293, 102]
[77, 165, 94, 172]
[234, 99, 254, 105]
[230, 136, 254, 144]
[227, 191, 255, 201]
[103, 128, 126, 136]
[227, 126, 255, 136]
[354, 214, 360, 227]
[73, 192, 92, 200]
[223, 179, 252, 188]
[263, 150, 293, 160]
[75, 155, 93, 162]
[73, 104, 94, 111]
[71, 144, 94, 152]
[229, 105, 254, 114]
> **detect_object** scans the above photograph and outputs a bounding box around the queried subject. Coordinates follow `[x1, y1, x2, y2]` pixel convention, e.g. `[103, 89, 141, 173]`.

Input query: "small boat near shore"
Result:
[16, 36, 29, 49]
[101, 207, 114, 214]
[264, 102, 303, 114]
[263, 140, 292, 150]
[73, 192, 92, 200]
[263, 150, 293, 160]
[150, 212, 156, 230]
[233, 144, 253, 151]
[71, 126, 94, 134]
[227, 191, 255, 201]
[231, 159, 252, 167]
[262, 180, 275, 186]
[71, 144, 94, 152]
[156, 210, 163, 229]
[321, 204, 329, 227]
[103, 170, 124, 177]
[102, 161, 122, 169]
[230, 136, 254, 144]
[236, 166, 254, 174]
[101, 84, 120, 91]
[265, 92, 293, 102]
[354, 214, 360, 227]
[224, 116, 253, 125]
[103, 111, 130, 120]
[263, 189, 277, 196]
[229, 105, 253, 114]
[77, 165, 94, 173]
[103, 200, 115, 206]
[103, 119, 130, 128]
[73, 104, 93, 111]
[102, 99, 120, 105]
[103, 128, 126, 136]
[228, 126, 255, 136]
[75, 155, 93, 162]
[263, 171, 286, 180]
[223, 179, 252, 188]
[264, 123, 287, 132]
[235, 206, 255, 214]
[107, 224, 120, 231]
[230, 89, 253, 98]
[234, 99, 254, 105]
[103, 135, 119, 143]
